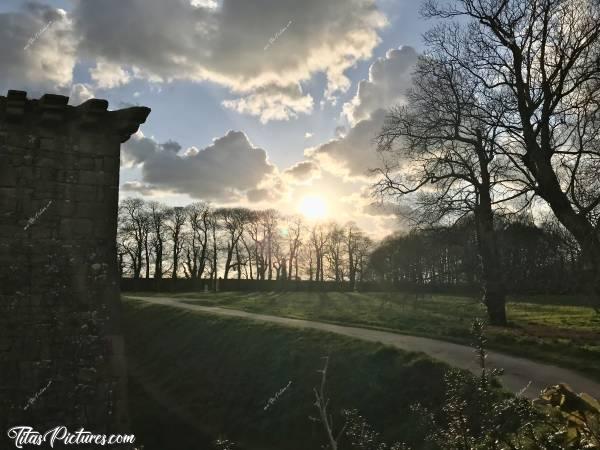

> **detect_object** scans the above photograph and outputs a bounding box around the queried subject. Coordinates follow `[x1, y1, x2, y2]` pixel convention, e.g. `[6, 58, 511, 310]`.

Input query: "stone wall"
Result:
[0, 90, 150, 447]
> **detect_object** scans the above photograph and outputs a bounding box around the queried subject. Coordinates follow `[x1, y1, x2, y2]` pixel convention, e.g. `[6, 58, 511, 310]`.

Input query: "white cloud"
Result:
[1, 0, 388, 122]
[307, 46, 418, 178]
[343, 46, 417, 125]
[89, 60, 132, 89]
[72, 0, 387, 122]
[68, 83, 95, 105]
[222, 84, 313, 123]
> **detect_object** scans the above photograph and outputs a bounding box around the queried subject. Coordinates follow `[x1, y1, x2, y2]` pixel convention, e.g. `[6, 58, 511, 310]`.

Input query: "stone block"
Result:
[79, 157, 94, 170]
[79, 170, 99, 185]
[0, 187, 17, 211]
[39, 137, 56, 151]
[75, 184, 96, 202]
[59, 218, 94, 239]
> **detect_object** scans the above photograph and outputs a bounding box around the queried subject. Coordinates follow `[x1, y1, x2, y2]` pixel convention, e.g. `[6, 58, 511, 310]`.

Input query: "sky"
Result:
[0, 0, 434, 238]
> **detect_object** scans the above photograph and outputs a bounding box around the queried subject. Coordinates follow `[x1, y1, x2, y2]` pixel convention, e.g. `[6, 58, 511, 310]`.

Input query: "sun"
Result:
[299, 195, 328, 220]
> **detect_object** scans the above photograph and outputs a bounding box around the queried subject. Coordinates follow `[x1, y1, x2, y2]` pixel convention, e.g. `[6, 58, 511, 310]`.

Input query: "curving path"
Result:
[128, 295, 600, 400]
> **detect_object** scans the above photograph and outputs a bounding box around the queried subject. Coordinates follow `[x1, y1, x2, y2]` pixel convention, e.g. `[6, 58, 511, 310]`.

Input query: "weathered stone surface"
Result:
[0, 90, 150, 449]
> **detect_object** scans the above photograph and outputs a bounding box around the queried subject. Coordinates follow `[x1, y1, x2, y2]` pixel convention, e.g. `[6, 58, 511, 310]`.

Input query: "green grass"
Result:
[125, 291, 600, 380]
[124, 298, 452, 450]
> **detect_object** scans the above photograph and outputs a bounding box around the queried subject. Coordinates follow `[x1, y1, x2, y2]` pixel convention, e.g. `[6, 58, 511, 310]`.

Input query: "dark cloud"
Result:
[122, 130, 276, 202]
[0, 4, 76, 94]
[306, 108, 387, 178]
[363, 201, 412, 217]
[121, 181, 156, 195]
[284, 160, 320, 181]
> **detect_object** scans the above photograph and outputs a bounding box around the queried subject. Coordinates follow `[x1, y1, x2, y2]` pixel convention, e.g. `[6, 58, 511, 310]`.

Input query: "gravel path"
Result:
[129, 295, 600, 399]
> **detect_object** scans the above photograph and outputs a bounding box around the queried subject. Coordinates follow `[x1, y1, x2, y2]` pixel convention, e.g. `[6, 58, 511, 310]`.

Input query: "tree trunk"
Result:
[224, 245, 233, 280]
[154, 242, 163, 279]
[144, 237, 150, 279]
[236, 244, 242, 280]
[475, 190, 507, 326]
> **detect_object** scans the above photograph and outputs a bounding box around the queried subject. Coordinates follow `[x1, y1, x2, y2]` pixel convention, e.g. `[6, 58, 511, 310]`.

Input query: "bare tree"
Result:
[148, 201, 167, 279]
[326, 223, 346, 282]
[166, 206, 186, 279]
[375, 52, 520, 324]
[423, 0, 600, 308]
[346, 223, 371, 286]
[310, 224, 328, 282]
[184, 202, 211, 279]
[208, 210, 220, 290]
[217, 207, 252, 280]
[118, 198, 149, 279]
[286, 215, 304, 280]
[262, 209, 279, 280]
[246, 211, 267, 280]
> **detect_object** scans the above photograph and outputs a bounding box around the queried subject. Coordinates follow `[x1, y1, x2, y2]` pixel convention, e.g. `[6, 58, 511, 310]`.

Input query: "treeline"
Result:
[369, 216, 582, 294]
[117, 198, 373, 284]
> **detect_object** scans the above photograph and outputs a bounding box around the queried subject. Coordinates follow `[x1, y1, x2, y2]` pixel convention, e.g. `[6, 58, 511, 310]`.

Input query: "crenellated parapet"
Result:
[0, 90, 150, 142]
[0, 90, 150, 448]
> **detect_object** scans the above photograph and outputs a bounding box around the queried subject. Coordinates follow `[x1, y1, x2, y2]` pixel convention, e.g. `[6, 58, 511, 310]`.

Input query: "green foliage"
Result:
[343, 409, 410, 450]
[534, 384, 600, 448]
[214, 438, 237, 450]
[411, 321, 600, 450]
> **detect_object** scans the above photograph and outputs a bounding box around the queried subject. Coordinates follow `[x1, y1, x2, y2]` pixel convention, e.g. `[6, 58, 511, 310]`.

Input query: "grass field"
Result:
[124, 298, 454, 450]
[124, 291, 600, 380]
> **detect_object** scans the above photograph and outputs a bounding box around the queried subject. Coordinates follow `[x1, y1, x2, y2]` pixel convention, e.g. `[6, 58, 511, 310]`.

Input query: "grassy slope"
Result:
[124, 298, 451, 450]
[125, 291, 600, 380]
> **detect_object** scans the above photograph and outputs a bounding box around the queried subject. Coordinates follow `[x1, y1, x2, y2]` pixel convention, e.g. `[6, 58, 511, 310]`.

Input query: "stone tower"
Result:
[0, 90, 150, 447]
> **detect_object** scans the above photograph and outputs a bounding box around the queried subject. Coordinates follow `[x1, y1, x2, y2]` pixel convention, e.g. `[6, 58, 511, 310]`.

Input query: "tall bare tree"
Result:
[286, 215, 304, 280]
[375, 51, 521, 324]
[118, 198, 149, 279]
[326, 223, 346, 282]
[183, 202, 211, 279]
[262, 209, 279, 280]
[166, 206, 186, 279]
[148, 201, 167, 279]
[310, 224, 328, 282]
[217, 207, 252, 280]
[423, 0, 600, 308]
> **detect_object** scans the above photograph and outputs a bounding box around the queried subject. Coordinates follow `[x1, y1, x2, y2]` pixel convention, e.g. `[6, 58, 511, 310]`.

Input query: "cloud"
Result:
[122, 130, 276, 202]
[307, 46, 418, 178]
[222, 84, 313, 123]
[0, 4, 76, 95]
[1, 0, 388, 122]
[343, 46, 418, 125]
[284, 160, 321, 183]
[68, 83, 95, 105]
[72, 0, 386, 121]
[89, 60, 132, 89]
[121, 181, 156, 195]
[306, 108, 387, 178]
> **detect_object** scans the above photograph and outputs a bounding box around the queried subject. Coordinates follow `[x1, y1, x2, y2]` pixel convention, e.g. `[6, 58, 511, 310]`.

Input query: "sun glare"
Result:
[299, 195, 327, 220]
